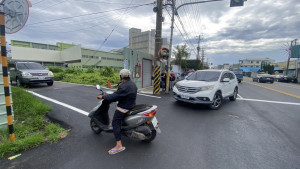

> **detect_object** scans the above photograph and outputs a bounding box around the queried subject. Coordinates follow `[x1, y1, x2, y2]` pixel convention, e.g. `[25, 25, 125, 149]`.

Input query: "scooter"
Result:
[88, 85, 161, 143]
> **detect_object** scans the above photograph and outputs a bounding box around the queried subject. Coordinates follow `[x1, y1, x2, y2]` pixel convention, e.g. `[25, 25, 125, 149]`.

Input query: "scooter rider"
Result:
[97, 69, 137, 155]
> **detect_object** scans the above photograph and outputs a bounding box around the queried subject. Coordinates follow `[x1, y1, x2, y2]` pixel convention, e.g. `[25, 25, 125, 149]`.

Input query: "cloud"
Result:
[4, 0, 300, 65]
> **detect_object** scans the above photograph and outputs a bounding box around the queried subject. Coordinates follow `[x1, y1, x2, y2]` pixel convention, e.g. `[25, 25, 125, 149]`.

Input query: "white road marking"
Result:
[237, 94, 243, 99]
[237, 98, 300, 106]
[27, 91, 89, 116]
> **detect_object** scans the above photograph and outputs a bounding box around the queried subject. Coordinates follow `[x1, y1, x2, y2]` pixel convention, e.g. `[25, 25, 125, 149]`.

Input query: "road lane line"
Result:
[244, 81, 300, 99]
[237, 98, 300, 106]
[27, 91, 89, 116]
[237, 94, 243, 99]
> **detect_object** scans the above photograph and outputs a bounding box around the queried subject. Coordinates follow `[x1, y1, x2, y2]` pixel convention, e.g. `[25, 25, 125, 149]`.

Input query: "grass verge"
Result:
[49, 66, 120, 87]
[0, 87, 68, 158]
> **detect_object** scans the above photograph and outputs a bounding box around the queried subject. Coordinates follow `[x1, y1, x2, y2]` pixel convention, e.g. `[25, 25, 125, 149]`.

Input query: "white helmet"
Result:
[119, 69, 131, 79]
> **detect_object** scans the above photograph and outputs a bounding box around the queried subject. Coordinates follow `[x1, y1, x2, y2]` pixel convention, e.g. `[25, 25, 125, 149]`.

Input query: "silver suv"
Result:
[9, 62, 54, 86]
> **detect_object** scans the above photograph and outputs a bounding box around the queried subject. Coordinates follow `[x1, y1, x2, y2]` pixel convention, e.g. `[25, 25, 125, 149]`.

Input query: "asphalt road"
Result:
[1, 81, 300, 169]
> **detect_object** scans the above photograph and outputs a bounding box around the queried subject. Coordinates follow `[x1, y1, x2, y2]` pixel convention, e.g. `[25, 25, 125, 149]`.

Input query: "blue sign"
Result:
[230, 0, 244, 7]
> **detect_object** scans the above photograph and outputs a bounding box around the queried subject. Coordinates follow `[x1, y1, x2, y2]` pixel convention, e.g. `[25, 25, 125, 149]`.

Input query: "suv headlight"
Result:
[48, 71, 54, 76]
[175, 83, 180, 88]
[199, 85, 214, 91]
[21, 72, 32, 77]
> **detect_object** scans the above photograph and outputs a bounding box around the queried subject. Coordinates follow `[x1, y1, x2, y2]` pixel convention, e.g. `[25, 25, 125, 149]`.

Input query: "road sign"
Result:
[291, 45, 300, 58]
[230, 0, 244, 7]
[2, 0, 30, 34]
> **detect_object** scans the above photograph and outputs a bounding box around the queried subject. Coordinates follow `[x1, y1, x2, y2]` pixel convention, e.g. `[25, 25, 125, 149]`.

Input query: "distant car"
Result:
[277, 76, 297, 83]
[272, 74, 284, 81]
[252, 74, 274, 83]
[173, 69, 238, 110]
[9, 61, 54, 87]
[232, 69, 243, 83]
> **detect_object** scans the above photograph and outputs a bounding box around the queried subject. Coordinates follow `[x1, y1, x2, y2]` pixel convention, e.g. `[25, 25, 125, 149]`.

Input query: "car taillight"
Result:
[143, 109, 157, 117]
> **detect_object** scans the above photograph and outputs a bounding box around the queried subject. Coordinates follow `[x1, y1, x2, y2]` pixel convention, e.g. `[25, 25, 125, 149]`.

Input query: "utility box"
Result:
[0, 71, 13, 130]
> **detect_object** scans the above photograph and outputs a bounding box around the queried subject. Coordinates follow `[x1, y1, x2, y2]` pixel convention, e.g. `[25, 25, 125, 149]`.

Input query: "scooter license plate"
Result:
[152, 117, 161, 133]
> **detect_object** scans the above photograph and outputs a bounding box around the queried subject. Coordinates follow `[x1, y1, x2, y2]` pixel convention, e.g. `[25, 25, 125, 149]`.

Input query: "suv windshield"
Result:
[186, 71, 221, 82]
[17, 63, 44, 70]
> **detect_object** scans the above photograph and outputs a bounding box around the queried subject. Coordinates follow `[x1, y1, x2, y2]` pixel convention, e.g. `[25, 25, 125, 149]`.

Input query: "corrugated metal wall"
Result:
[0, 72, 13, 129]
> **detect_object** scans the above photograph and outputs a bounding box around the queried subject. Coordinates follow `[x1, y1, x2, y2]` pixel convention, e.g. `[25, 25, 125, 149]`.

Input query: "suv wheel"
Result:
[229, 88, 238, 101]
[16, 78, 23, 87]
[210, 92, 223, 110]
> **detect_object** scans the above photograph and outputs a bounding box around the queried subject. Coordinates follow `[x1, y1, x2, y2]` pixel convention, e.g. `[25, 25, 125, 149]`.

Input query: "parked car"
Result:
[232, 69, 243, 83]
[277, 75, 298, 83]
[172, 70, 238, 110]
[272, 74, 284, 81]
[8, 61, 54, 87]
[252, 74, 274, 83]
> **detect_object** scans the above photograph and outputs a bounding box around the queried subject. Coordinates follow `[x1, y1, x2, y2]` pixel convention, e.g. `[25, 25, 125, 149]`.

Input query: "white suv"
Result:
[173, 70, 238, 109]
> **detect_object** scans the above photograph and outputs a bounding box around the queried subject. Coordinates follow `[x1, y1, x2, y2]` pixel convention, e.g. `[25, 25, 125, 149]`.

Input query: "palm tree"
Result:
[173, 45, 190, 70]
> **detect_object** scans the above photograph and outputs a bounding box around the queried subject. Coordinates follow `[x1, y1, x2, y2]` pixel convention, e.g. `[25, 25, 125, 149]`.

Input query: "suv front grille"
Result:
[177, 86, 200, 94]
[30, 73, 48, 76]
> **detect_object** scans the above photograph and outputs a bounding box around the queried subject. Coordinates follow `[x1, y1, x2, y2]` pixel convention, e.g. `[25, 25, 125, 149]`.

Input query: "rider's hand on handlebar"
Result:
[97, 95, 103, 99]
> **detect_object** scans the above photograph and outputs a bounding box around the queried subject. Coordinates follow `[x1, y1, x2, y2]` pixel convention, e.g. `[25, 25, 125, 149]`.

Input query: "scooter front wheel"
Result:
[142, 130, 156, 143]
[90, 119, 102, 134]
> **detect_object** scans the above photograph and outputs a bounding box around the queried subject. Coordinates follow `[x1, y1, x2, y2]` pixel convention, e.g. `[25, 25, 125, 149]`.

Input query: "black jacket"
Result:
[102, 80, 137, 110]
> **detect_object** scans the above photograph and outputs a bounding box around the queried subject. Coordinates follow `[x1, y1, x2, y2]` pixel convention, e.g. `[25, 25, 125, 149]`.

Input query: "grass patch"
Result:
[50, 66, 120, 87]
[0, 87, 68, 158]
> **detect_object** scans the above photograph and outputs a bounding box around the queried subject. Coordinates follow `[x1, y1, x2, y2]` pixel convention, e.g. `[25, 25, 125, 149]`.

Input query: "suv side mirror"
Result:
[222, 78, 230, 82]
[9, 67, 16, 71]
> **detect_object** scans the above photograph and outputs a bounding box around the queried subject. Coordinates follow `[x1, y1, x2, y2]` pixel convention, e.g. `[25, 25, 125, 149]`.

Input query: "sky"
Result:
[4, 0, 300, 66]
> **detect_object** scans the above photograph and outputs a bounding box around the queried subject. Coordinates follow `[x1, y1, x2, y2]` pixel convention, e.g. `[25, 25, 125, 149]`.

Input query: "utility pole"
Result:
[196, 35, 201, 69]
[165, 0, 175, 93]
[153, 0, 163, 95]
[286, 39, 297, 75]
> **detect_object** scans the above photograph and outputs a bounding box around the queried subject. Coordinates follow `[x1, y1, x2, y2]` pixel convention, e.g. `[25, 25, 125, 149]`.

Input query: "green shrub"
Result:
[54, 73, 65, 81]
[101, 66, 114, 77]
[85, 67, 95, 73]
[48, 66, 64, 73]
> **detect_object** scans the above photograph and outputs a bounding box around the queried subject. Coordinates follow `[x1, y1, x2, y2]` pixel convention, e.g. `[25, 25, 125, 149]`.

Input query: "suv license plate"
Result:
[181, 94, 189, 99]
[38, 77, 45, 80]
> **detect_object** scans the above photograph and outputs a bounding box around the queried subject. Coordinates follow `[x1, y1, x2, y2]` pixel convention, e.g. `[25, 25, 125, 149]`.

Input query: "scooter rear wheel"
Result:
[142, 130, 156, 143]
[90, 119, 102, 134]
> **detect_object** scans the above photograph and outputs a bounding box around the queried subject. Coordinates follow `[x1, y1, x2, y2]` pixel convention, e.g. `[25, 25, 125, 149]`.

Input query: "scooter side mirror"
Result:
[96, 85, 101, 90]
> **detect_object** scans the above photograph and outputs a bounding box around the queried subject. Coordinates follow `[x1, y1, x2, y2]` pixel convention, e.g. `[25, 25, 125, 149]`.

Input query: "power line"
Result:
[32, 0, 47, 5]
[71, 0, 141, 5]
[26, 2, 154, 26]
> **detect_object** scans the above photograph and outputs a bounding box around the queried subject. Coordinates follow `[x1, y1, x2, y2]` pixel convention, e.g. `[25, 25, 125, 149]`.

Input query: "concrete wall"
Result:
[11, 46, 61, 63]
[61, 45, 82, 62]
[123, 47, 153, 89]
[81, 49, 123, 69]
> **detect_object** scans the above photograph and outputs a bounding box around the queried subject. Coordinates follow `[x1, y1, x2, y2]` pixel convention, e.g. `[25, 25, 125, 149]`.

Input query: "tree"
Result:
[262, 64, 275, 74]
[173, 45, 190, 70]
